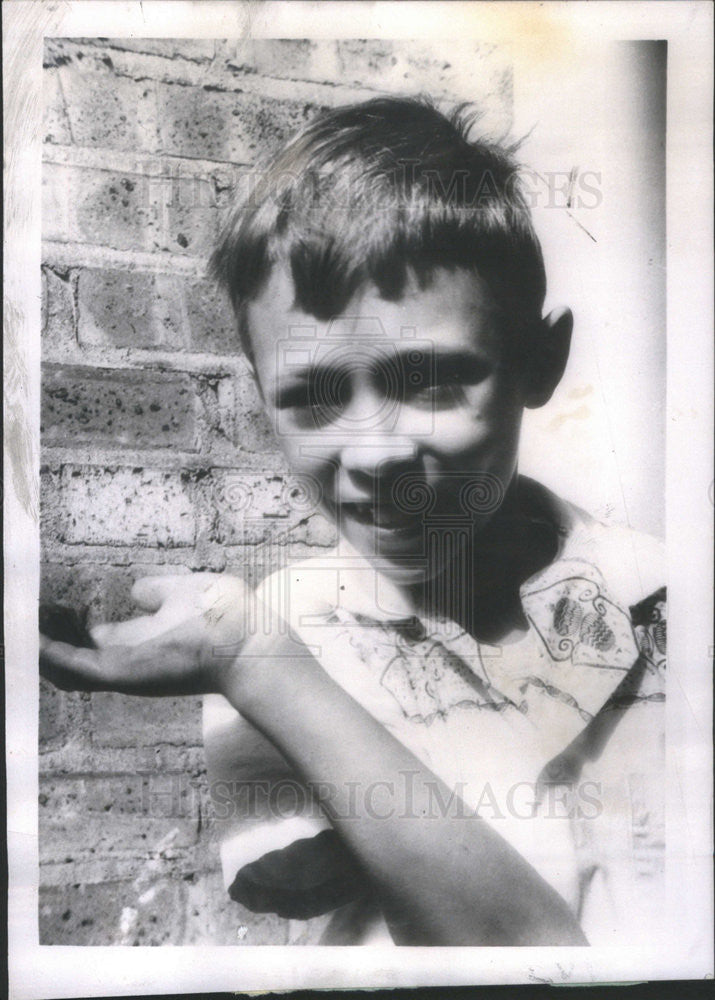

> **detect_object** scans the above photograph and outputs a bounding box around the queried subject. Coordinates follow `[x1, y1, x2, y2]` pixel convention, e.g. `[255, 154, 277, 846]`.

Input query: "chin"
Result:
[373, 562, 433, 587]
[362, 550, 452, 590]
[341, 519, 469, 589]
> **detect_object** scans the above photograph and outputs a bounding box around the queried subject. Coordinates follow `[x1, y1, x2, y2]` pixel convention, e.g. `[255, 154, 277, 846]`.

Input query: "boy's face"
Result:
[247, 264, 529, 584]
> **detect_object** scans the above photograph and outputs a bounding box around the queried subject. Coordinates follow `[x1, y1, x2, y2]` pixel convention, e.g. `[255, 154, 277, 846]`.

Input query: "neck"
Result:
[411, 476, 561, 642]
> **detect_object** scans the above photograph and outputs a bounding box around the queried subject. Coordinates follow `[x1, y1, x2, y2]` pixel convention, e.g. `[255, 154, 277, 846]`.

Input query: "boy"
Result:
[41, 97, 666, 946]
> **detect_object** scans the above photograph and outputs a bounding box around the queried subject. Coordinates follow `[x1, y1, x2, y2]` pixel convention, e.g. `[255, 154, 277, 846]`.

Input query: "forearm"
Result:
[222, 632, 587, 947]
[39, 586, 587, 944]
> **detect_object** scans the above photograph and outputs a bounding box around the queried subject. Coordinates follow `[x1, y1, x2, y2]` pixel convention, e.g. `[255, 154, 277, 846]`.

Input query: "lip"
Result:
[336, 500, 425, 539]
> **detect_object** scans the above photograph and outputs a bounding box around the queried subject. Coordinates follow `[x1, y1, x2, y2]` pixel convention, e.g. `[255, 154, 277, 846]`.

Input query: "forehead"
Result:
[246, 264, 505, 384]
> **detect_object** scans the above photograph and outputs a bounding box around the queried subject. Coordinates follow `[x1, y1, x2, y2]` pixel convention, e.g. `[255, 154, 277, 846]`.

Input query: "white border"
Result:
[4, 2, 713, 996]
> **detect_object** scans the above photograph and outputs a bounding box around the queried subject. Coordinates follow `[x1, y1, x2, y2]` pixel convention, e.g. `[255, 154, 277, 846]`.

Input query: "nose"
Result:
[339, 439, 418, 496]
[329, 360, 423, 496]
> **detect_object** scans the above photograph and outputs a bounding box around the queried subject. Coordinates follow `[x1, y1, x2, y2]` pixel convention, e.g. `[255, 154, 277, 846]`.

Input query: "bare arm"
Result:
[40, 579, 587, 946]
[224, 628, 587, 946]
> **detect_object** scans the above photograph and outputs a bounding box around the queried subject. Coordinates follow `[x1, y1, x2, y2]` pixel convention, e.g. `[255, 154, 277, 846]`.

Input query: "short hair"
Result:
[210, 96, 546, 360]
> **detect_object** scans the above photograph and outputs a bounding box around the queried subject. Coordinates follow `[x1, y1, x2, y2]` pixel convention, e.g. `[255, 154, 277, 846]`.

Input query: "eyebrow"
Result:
[272, 346, 494, 398]
[278, 346, 491, 376]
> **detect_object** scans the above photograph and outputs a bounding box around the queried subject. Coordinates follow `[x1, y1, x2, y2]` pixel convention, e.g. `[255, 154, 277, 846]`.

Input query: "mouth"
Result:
[338, 501, 424, 534]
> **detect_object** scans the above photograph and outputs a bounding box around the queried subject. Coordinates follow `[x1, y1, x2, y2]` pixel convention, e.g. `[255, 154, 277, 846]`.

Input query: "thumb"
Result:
[130, 573, 231, 613]
[130, 574, 198, 612]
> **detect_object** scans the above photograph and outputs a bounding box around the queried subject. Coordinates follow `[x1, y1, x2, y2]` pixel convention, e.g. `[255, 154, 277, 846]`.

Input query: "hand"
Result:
[40, 574, 253, 697]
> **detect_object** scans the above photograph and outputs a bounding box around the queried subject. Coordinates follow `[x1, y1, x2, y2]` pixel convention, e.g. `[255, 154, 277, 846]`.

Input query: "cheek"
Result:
[274, 432, 336, 491]
[426, 382, 523, 461]
[428, 415, 521, 468]
[263, 406, 314, 469]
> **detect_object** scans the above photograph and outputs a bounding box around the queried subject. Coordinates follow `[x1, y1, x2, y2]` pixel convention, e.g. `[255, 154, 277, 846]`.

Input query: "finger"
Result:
[39, 628, 198, 696]
[130, 575, 191, 612]
[93, 577, 249, 649]
[40, 634, 107, 691]
[91, 614, 170, 648]
[92, 602, 210, 648]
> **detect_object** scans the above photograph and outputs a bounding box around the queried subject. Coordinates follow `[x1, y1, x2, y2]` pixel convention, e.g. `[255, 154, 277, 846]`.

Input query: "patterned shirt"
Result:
[203, 479, 666, 945]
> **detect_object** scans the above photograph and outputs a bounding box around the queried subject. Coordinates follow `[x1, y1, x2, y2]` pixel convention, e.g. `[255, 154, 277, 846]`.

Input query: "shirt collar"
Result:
[317, 481, 647, 720]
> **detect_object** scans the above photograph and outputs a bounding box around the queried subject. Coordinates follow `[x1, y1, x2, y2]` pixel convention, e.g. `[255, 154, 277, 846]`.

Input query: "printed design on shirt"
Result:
[327, 608, 513, 725]
[521, 563, 639, 672]
[630, 587, 666, 676]
[517, 675, 593, 723]
[604, 587, 667, 707]
[323, 569, 663, 728]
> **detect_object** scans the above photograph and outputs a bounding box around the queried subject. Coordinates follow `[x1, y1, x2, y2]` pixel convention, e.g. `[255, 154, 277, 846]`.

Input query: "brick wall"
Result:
[40, 37, 512, 944]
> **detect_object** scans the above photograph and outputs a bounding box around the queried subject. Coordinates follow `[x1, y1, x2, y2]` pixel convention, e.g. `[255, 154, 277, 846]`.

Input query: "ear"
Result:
[522, 306, 573, 409]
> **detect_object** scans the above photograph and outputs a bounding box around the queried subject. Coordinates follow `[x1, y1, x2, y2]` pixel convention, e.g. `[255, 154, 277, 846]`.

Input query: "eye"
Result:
[405, 356, 491, 407]
[275, 384, 312, 410]
[434, 358, 491, 387]
[274, 371, 346, 429]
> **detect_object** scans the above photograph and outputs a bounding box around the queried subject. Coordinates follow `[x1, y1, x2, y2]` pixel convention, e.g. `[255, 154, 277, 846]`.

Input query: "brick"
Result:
[40, 561, 187, 627]
[77, 267, 186, 348]
[335, 39, 512, 110]
[42, 465, 196, 547]
[39, 741, 205, 783]
[195, 372, 277, 456]
[90, 692, 202, 748]
[210, 471, 337, 549]
[184, 275, 237, 354]
[43, 162, 152, 249]
[40, 856, 141, 887]
[158, 83, 240, 162]
[38, 866, 287, 945]
[335, 40, 399, 88]
[44, 38, 79, 69]
[157, 82, 325, 163]
[39, 877, 186, 945]
[221, 540, 331, 593]
[183, 868, 289, 945]
[222, 547, 281, 589]
[39, 679, 66, 747]
[40, 830, 213, 886]
[39, 680, 88, 752]
[210, 471, 298, 545]
[301, 513, 338, 548]
[43, 161, 222, 258]
[42, 266, 76, 352]
[230, 371, 278, 453]
[39, 774, 200, 862]
[226, 39, 335, 84]
[48, 38, 213, 90]
[39, 770, 203, 820]
[41, 542, 197, 570]
[41, 365, 198, 450]
[57, 63, 161, 153]
[41, 834, 216, 888]
[75, 267, 238, 354]
[80, 37, 216, 62]
[193, 375, 233, 447]
[38, 763, 211, 881]
[39, 808, 199, 866]
[43, 68, 72, 144]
